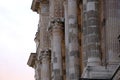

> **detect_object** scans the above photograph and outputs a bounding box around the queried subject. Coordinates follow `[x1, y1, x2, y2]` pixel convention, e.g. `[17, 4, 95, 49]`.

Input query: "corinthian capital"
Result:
[48, 18, 64, 31]
[39, 49, 51, 60]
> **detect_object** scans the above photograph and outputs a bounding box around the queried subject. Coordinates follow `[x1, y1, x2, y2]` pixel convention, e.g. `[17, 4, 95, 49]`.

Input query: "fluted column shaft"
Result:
[67, 0, 80, 80]
[86, 0, 101, 66]
[51, 21, 63, 80]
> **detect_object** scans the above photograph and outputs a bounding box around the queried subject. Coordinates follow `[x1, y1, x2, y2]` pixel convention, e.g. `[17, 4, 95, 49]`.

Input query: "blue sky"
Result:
[0, 0, 38, 80]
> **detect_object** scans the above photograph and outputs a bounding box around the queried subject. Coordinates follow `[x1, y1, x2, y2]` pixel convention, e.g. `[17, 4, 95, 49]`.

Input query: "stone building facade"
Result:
[27, 0, 120, 80]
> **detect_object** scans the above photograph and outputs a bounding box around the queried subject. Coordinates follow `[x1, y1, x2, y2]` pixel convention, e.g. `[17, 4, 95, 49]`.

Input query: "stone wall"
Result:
[27, 0, 120, 80]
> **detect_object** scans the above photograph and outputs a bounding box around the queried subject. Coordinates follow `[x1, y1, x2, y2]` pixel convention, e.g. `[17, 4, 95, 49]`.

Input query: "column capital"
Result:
[39, 49, 51, 61]
[48, 18, 64, 31]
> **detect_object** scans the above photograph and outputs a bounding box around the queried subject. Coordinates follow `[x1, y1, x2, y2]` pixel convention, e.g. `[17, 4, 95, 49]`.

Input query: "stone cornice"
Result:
[27, 53, 37, 68]
[31, 0, 40, 12]
[31, 0, 49, 13]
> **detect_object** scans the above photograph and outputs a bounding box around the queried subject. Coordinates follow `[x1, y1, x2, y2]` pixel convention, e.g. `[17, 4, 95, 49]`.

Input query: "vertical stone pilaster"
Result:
[38, 2, 49, 51]
[82, 0, 88, 68]
[67, 0, 80, 80]
[86, 0, 101, 66]
[40, 50, 51, 80]
[38, 1, 51, 80]
[64, 1, 69, 80]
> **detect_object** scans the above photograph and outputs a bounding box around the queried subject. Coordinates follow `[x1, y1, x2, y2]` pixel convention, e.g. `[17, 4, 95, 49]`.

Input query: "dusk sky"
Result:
[0, 0, 39, 80]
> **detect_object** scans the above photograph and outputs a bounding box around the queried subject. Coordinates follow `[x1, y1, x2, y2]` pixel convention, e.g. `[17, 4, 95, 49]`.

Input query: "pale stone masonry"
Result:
[86, 0, 101, 66]
[27, 0, 120, 80]
[67, 0, 80, 80]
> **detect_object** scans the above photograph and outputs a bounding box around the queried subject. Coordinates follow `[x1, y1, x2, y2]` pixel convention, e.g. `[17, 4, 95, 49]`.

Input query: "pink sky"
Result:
[0, 0, 39, 80]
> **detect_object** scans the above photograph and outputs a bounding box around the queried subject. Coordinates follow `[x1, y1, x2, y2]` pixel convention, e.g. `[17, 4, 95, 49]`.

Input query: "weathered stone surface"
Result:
[28, 0, 120, 80]
[85, 0, 101, 66]
[51, 20, 64, 80]
[104, 0, 120, 66]
[67, 0, 81, 80]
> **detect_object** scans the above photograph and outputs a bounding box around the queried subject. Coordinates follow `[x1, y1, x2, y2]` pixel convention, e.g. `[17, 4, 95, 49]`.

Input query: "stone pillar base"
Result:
[87, 57, 101, 66]
[82, 66, 113, 79]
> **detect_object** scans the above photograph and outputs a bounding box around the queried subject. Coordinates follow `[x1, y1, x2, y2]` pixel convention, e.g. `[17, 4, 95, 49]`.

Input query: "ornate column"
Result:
[30, 0, 51, 80]
[51, 20, 64, 80]
[38, 1, 51, 80]
[85, 0, 101, 66]
[49, 0, 64, 80]
[40, 50, 51, 80]
[67, 0, 80, 80]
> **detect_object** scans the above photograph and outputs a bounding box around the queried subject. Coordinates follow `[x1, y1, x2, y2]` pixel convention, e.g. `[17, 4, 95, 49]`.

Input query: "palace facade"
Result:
[27, 0, 120, 80]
